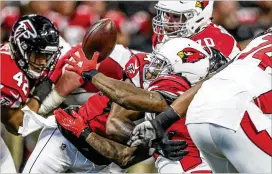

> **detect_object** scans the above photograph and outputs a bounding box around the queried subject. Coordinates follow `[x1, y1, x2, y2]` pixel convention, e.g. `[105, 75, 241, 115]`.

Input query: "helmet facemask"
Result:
[153, 4, 197, 40]
[13, 37, 60, 80]
[144, 50, 173, 83]
[26, 48, 60, 79]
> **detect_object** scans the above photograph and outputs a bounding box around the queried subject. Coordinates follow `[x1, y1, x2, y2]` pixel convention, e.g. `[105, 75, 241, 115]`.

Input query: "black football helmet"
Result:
[9, 14, 60, 79]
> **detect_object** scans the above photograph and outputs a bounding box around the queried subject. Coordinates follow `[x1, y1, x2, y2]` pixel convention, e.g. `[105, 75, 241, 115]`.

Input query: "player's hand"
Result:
[65, 47, 99, 79]
[31, 77, 53, 104]
[157, 131, 188, 161]
[49, 44, 82, 83]
[127, 119, 164, 147]
[54, 108, 91, 139]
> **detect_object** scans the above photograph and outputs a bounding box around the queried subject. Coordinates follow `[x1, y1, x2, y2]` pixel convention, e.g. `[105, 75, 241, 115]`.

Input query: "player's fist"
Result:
[128, 121, 158, 147]
[54, 108, 91, 139]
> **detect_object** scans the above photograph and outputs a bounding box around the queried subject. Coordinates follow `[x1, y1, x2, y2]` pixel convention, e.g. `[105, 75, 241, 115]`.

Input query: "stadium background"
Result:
[1, 1, 271, 173]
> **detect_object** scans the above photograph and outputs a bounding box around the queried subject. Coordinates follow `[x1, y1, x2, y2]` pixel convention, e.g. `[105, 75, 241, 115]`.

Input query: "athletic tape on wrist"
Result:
[38, 88, 65, 115]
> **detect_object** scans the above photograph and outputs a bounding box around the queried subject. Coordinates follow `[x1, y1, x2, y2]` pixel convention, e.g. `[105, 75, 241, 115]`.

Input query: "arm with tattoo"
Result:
[65, 49, 168, 112]
[86, 132, 150, 168]
[91, 74, 168, 112]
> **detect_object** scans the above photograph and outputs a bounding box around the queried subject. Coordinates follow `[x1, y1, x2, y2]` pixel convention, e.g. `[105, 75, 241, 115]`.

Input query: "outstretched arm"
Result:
[65, 49, 168, 112]
[91, 74, 168, 112]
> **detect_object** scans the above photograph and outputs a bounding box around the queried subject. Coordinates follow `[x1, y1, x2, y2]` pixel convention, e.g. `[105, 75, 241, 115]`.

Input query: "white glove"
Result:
[127, 121, 157, 147]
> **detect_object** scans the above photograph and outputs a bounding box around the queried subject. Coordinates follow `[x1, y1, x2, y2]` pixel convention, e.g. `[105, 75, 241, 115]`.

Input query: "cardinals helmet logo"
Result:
[195, 0, 209, 10]
[177, 47, 206, 63]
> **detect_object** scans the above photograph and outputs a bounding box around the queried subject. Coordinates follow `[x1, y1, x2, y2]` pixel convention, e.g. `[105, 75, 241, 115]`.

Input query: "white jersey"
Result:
[186, 32, 272, 132]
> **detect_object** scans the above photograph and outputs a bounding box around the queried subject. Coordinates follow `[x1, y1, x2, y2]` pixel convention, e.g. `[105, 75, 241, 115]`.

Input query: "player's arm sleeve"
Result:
[91, 75, 168, 112]
[86, 132, 151, 168]
[1, 86, 40, 135]
[0, 87, 23, 134]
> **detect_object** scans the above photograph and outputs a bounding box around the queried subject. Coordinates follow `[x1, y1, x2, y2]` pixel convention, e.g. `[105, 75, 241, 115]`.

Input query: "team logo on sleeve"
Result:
[0, 97, 12, 106]
[125, 60, 140, 78]
[177, 47, 205, 63]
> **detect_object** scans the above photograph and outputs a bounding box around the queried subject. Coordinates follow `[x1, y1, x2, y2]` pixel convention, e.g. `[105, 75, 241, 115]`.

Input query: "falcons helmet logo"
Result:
[14, 19, 37, 41]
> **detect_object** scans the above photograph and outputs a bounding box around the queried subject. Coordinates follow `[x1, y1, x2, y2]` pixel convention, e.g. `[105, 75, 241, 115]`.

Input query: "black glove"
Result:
[31, 78, 53, 104]
[154, 131, 188, 161]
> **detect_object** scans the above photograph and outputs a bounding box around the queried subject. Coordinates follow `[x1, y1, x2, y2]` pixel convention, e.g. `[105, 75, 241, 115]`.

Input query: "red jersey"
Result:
[148, 74, 206, 171]
[77, 92, 110, 136]
[152, 23, 241, 59]
[0, 43, 32, 108]
[124, 52, 150, 88]
[76, 45, 137, 134]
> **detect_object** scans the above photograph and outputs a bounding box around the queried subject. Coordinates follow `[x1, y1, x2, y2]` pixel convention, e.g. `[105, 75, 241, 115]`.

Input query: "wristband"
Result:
[80, 127, 92, 140]
[150, 119, 165, 140]
[153, 107, 180, 130]
[82, 70, 99, 82]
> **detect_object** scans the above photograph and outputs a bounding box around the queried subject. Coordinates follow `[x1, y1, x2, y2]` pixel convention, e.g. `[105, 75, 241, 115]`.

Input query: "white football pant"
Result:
[0, 136, 16, 173]
[187, 123, 271, 173]
[23, 127, 107, 173]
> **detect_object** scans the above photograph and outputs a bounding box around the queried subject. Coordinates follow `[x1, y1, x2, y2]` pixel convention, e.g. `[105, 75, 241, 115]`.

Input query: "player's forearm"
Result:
[26, 98, 41, 112]
[171, 81, 203, 116]
[151, 81, 204, 131]
[1, 98, 40, 135]
[92, 73, 168, 112]
[55, 70, 83, 97]
[85, 132, 150, 168]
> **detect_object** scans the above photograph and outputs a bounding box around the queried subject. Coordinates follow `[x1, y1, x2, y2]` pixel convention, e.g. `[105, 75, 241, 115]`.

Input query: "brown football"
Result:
[82, 18, 117, 62]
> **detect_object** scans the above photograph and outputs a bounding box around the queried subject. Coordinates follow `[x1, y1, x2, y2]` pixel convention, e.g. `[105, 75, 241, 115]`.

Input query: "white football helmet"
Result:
[153, 1, 214, 40]
[147, 38, 211, 85]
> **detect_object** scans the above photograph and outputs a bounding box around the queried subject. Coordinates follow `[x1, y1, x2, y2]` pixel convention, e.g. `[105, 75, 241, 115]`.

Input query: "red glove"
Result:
[49, 44, 82, 83]
[54, 108, 91, 138]
[65, 48, 99, 76]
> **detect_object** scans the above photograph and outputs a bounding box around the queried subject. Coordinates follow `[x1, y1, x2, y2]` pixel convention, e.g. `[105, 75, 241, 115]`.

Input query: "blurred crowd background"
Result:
[0, 1, 271, 173]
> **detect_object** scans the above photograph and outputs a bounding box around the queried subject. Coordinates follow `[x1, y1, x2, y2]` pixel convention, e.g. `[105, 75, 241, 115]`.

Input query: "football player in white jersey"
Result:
[130, 28, 272, 173]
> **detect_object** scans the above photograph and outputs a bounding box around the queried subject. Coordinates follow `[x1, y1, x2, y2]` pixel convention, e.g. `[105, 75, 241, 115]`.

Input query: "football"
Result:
[82, 18, 117, 62]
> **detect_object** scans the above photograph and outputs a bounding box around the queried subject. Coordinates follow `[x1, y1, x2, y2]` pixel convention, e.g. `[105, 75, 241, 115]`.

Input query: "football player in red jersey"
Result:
[24, 47, 187, 173]
[130, 29, 272, 173]
[52, 1, 243, 172]
[58, 37, 228, 173]
[25, 1, 242, 172]
[0, 14, 62, 172]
